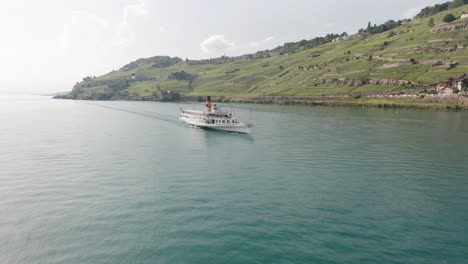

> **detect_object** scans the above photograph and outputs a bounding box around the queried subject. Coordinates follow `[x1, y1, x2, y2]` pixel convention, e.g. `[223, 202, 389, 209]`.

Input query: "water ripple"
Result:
[1, 97, 467, 263]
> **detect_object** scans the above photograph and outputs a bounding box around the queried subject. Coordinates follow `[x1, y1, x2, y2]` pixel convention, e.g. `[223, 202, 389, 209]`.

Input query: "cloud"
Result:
[200, 35, 235, 54]
[58, 0, 151, 53]
[159, 26, 168, 33]
[121, 0, 149, 28]
[403, 6, 422, 19]
[117, 0, 150, 46]
[249, 36, 274, 47]
[58, 10, 110, 50]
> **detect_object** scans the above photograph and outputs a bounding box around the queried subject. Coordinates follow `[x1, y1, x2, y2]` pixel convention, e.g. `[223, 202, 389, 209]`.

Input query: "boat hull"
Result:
[179, 116, 253, 134]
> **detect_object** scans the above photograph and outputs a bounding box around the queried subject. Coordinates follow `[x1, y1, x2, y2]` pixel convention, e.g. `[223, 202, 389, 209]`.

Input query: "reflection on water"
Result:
[0, 96, 467, 263]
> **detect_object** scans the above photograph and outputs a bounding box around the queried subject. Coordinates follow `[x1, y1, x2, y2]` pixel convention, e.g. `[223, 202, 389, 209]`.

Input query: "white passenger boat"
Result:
[179, 96, 254, 134]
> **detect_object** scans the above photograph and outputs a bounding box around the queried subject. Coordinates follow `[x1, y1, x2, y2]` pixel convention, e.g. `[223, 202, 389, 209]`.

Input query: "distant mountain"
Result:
[57, 2, 468, 103]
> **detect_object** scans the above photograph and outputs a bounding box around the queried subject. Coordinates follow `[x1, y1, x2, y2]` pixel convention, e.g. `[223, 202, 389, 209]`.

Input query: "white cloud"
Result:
[326, 22, 335, 28]
[403, 6, 422, 19]
[121, 0, 149, 28]
[159, 25, 168, 33]
[57, 0, 151, 58]
[250, 36, 274, 47]
[200, 35, 235, 54]
[58, 10, 110, 50]
[58, 1, 150, 52]
[117, 0, 150, 46]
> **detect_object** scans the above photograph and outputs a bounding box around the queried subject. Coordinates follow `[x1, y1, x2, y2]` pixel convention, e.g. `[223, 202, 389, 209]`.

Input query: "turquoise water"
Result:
[1, 96, 467, 263]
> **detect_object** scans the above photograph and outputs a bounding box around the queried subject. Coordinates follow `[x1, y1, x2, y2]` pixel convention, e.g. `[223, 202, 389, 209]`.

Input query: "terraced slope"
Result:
[64, 5, 468, 101]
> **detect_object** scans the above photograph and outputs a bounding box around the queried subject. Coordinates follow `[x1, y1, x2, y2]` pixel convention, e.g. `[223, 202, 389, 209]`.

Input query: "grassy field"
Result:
[74, 5, 468, 99]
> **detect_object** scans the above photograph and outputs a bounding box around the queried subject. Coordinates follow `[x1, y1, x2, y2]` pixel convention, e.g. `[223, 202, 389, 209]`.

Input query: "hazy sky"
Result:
[0, 0, 445, 93]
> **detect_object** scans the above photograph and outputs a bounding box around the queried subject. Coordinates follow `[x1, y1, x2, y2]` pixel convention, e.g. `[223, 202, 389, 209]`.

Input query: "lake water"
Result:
[1, 96, 467, 263]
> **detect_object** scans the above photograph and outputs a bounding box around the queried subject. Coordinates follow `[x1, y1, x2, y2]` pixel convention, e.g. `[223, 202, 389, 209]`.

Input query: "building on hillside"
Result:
[461, 11, 468, 19]
[159, 90, 180, 101]
[436, 74, 468, 95]
[451, 74, 468, 91]
[436, 84, 454, 95]
[332, 36, 350, 42]
[332, 37, 343, 42]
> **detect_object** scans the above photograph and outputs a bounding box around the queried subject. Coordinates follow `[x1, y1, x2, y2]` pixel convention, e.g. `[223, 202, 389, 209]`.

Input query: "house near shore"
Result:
[461, 11, 468, 20]
[159, 89, 180, 101]
[437, 84, 454, 95]
[436, 74, 468, 95]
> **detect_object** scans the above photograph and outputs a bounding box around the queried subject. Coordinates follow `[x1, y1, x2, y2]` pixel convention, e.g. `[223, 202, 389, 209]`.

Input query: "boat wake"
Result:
[84, 102, 181, 125]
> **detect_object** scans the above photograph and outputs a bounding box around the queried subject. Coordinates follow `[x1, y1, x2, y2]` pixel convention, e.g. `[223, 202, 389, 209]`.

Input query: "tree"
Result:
[450, 0, 468, 8]
[416, 2, 449, 18]
[443, 13, 457, 23]
[427, 18, 435, 27]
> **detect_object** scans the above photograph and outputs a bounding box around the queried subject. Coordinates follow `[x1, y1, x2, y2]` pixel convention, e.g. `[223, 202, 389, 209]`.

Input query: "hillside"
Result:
[59, 4, 468, 104]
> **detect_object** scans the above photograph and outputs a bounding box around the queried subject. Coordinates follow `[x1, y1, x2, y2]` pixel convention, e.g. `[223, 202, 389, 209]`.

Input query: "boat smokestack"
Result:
[205, 96, 212, 112]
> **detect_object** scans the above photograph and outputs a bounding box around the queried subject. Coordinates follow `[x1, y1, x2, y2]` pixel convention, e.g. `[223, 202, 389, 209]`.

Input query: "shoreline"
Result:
[223, 95, 468, 111]
[232, 99, 468, 111]
[53, 95, 468, 112]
